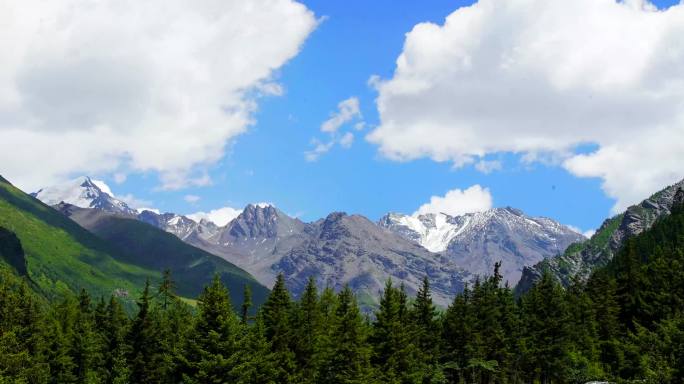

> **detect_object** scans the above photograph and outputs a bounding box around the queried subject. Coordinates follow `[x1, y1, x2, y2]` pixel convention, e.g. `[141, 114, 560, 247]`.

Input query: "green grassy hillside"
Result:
[74, 211, 269, 307]
[0, 176, 267, 310]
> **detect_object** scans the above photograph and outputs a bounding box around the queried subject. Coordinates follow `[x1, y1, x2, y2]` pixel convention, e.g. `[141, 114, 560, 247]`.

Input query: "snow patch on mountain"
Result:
[382, 212, 464, 252]
[32, 176, 137, 215]
[380, 208, 586, 284]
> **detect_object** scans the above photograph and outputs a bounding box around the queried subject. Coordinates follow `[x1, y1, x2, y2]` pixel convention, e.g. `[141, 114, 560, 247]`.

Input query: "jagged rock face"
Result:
[517, 179, 684, 294]
[187, 206, 467, 307]
[275, 213, 467, 306]
[222, 204, 298, 240]
[32, 176, 137, 216]
[379, 208, 584, 286]
[138, 211, 201, 240]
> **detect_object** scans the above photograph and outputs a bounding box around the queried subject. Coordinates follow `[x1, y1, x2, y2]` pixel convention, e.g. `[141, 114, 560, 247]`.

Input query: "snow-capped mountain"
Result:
[31, 176, 580, 307]
[31, 176, 222, 240]
[32, 176, 138, 216]
[185, 204, 469, 308]
[379, 208, 585, 285]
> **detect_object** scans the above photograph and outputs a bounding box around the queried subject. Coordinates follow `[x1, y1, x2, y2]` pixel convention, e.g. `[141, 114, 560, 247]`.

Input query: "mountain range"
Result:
[30, 176, 584, 307]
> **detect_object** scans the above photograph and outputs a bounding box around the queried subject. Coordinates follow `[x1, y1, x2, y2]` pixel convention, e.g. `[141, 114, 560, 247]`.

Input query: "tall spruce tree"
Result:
[323, 286, 372, 384]
[101, 296, 130, 384]
[72, 289, 102, 383]
[292, 277, 323, 382]
[260, 273, 296, 383]
[520, 271, 571, 383]
[184, 274, 240, 383]
[241, 284, 252, 324]
[127, 280, 163, 384]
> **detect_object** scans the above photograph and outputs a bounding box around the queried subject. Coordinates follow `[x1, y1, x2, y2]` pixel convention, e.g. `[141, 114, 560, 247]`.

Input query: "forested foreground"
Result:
[3, 205, 684, 383]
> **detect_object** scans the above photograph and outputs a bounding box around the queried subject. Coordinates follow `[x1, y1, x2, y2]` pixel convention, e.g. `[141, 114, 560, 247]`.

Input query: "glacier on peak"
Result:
[379, 208, 586, 284]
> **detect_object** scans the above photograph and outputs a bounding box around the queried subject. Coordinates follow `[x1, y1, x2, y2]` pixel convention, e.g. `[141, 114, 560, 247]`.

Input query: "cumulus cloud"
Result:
[368, 0, 684, 213]
[188, 206, 242, 226]
[306, 96, 363, 161]
[415, 185, 493, 217]
[0, 0, 317, 191]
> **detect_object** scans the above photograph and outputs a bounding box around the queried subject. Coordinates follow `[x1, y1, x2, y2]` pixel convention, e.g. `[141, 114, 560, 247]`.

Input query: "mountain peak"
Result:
[380, 207, 584, 284]
[32, 176, 136, 216]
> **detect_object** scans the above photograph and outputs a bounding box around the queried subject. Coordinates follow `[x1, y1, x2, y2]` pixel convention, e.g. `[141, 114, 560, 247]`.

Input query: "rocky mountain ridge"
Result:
[379, 208, 584, 285]
[31, 176, 585, 307]
[516, 178, 684, 293]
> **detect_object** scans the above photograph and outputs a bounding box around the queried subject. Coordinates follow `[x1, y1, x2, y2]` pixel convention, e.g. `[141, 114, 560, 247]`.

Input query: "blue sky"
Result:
[110, 0, 679, 232]
[4, 0, 683, 233]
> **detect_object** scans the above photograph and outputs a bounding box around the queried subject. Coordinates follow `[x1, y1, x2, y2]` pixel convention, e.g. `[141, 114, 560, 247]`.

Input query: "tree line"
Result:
[2, 204, 684, 383]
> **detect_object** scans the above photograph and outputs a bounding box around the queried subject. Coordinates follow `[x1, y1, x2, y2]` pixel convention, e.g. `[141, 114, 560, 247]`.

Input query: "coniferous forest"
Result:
[2, 203, 684, 383]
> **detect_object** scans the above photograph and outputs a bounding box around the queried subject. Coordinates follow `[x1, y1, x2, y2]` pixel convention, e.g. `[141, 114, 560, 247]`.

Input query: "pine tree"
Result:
[371, 279, 421, 383]
[241, 284, 252, 324]
[315, 286, 338, 380]
[442, 284, 475, 383]
[323, 286, 373, 384]
[158, 269, 176, 311]
[520, 272, 571, 383]
[101, 296, 130, 384]
[156, 270, 191, 383]
[564, 277, 603, 381]
[260, 273, 296, 383]
[127, 280, 163, 384]
[292, 277, 323, 382]
[46, 297, 79, 383]
[72, 289, 103, 383]
[0, 268, 50, 383]
[231, 317, 278, 383]
[411, 277, 440, 373]
[184, 274, 241, 383]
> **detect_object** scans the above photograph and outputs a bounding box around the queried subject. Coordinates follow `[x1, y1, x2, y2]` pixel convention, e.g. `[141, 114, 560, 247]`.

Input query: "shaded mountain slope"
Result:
[57, 203, 269, 307]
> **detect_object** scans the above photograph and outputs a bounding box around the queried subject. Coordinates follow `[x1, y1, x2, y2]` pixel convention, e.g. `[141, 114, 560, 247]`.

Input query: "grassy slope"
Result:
[0, 176, 267, 310]
[0, 178, 154, 306]
[85, 215, 269, 308]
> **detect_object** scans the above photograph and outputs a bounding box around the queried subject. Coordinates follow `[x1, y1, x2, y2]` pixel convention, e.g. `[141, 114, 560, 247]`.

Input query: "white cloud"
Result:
[566, 224, 594, 238]
[113, 173, 127, 184]
[474, 159, 502, 174]
[188, 206, 242, 226]
[368, 0, 684, 213]
[304, 139, 335, 162]
[117, 193, 153, 210]
[306, 96, 363, 161]
[339, 132, 354, 149]
[184, 194, 201, 204]
[415, 185, 492, 217]
[0, 0, 317, 191]
[321, 97, 362, 133]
